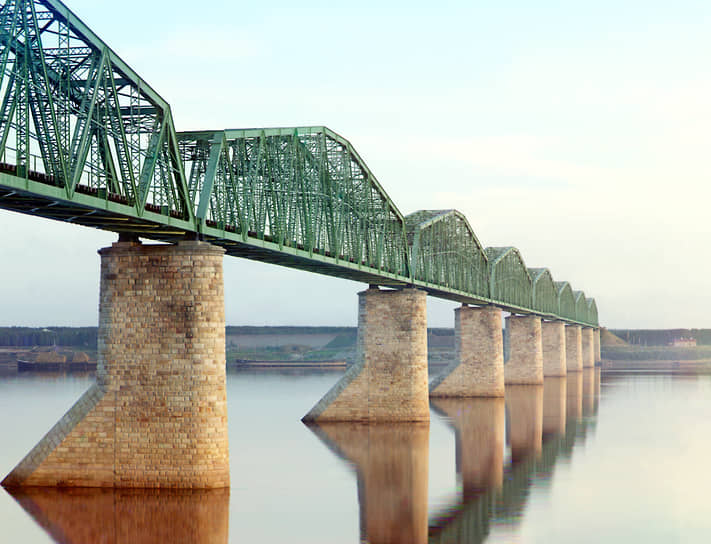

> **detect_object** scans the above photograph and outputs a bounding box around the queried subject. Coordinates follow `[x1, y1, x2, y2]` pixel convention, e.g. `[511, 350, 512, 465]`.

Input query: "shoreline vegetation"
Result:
[2, 326, 711, 373]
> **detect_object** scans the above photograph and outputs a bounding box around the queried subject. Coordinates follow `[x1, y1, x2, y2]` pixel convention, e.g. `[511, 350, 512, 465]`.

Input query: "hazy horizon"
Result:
[2, 0, 711, 329]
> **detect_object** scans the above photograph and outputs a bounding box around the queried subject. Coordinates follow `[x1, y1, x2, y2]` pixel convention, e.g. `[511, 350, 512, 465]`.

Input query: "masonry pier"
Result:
[504, 315, 543, 385]
[581, 327, 595, 368]
[302, 287, 429, 422]
[541, 321, 567, 377]
[565, 325, 583, 372]
[430, 305, 504, 397]
[593, 328, 602, 363]
[2, 240, 230, 488]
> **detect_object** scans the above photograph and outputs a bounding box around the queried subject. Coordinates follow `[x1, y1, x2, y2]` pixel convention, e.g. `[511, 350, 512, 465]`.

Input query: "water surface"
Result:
[1, 368, 709, 543]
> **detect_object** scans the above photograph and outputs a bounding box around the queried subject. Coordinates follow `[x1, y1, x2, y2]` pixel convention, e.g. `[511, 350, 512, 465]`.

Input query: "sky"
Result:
[1, 0, 711, 329]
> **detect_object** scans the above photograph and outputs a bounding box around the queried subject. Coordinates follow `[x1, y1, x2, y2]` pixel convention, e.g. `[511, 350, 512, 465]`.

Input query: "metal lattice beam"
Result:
[0, 0, 600, 327]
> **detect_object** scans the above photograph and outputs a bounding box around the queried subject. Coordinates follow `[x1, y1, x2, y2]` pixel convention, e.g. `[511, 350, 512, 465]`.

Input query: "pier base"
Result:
[504, 315, 543, 385]
[582, 327, 595, 368]
[565, 325, 583, 372]
[302, 287, 429, 422]
[2, 240, 229, 488]
[541, 321, 566, 377]
[430, 305, 504, 397]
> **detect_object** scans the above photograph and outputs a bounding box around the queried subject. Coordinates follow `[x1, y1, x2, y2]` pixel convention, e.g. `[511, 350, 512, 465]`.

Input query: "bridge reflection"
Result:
[6, 487, 229, 544]
[307, 422, 430, 544]
[304, 369, 602, 544]
[429, 371, 600, 543]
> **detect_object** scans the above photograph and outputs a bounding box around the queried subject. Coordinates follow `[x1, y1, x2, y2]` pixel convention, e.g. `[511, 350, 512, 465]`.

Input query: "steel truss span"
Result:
[0, 0, 599, 327]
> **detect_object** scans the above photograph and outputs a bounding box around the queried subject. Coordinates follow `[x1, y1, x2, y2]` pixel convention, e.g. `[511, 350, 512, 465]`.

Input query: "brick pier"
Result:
[2, 240, 229, 488]
[302, 287, 429, 422]
[430, 305, 504, 397]
[504, 315, 543, 385]
[565, 325, 583, 372]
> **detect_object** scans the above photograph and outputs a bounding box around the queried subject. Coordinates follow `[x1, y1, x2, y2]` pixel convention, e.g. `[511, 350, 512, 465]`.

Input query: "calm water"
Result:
[1, 367, 710, 543]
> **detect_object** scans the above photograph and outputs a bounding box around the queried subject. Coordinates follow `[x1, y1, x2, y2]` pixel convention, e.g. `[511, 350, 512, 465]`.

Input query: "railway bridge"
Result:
[1, 0, 600, 488]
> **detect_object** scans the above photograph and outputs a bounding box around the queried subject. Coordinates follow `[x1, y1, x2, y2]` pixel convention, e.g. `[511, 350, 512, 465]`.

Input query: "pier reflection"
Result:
[431, 398, 505, 498]
[430, 375, 601, 543]
[566, 371, 584, 423]
[543, 377, 567, 438]
[307, 422, 429, 544]
[506, 385, 543, 462]
[6, 487, 229, 544]
[582, 367, 596, 417]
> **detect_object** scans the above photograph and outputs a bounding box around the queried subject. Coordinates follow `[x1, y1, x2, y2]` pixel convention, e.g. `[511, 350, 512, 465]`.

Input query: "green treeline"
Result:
[0, 327, 98, 348]
[0, 325, 457, 348]
[611, 329, 711, 346]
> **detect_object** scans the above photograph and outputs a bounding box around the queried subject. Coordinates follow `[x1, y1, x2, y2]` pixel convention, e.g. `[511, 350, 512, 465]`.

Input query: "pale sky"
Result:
[1, 0, 710, 329]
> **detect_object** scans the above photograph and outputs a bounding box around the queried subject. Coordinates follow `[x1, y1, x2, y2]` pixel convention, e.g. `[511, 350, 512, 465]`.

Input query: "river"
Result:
[0, 367, 709, 543]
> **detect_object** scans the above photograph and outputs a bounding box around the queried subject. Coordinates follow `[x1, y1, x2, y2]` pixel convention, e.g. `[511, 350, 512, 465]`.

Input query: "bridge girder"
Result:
[0, 0, 600, 327]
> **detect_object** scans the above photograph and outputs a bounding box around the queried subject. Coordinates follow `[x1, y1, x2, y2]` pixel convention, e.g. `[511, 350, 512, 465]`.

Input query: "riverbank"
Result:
[601, 359, 711, 374]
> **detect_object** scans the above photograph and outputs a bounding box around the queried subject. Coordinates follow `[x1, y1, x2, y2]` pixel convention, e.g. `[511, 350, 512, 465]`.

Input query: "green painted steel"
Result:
[0, 0, 599, 327]
[485, 247, 533, 311]
[556, 282, 577, 322]
[573, 291, 589, 324]
[587, 298, 598, 326]
[405, 209, 488, 299]
[528, 268, 558, 316]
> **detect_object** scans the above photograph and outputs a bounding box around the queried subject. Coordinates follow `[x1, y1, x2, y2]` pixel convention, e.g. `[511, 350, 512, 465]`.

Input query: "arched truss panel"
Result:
[587, 298, 598, 326]
[528, 268, 558, 316]
[574, 290, 588, 324]
[0, 0, 192, 221]
[405, 209, 488, 298]
[555, 281, 576, 321]
[485, 247, 532, 310]
[0, 0, 600, 327]
[177, 127, 410, 277]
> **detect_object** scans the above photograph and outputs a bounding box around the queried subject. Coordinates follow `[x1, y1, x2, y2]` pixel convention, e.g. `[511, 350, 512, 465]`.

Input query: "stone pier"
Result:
[302, 287, 429, 422]
[541, 321, 567, 377]
[2, 240, 230, 488]
[504, 315, 543, 385]
[581, 327, 595, 368]
[430, 305, 504, 397]
[565, 325, 583, 372]
[593, 328, 602, 363]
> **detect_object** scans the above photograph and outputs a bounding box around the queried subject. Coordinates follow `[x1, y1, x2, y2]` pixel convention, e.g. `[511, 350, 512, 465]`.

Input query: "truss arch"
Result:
[405, 209, 488, 298]
[485, 247, 532, 311]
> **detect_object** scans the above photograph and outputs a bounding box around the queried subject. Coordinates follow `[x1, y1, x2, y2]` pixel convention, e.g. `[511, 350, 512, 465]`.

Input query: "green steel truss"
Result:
[555, 282, 577, 321]
[0, 0, 599, 327]
[528, 268, 558, 316]
[405, 209, 488, 300]
[485, 247, 533, 312]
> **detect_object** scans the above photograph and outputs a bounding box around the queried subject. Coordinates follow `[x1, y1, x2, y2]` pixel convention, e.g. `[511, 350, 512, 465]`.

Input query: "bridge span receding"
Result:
[0, 0, 601, 489]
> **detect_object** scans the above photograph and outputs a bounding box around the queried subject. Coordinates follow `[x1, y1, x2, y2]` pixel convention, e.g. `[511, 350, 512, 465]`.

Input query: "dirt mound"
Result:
[601, 328, 627, 346]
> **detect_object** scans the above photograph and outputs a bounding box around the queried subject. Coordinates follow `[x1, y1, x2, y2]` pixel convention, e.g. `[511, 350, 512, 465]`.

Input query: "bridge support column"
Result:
[430, 305, 504, 397]
[504, 315, 543, 385]
[565, 325, 583, 372]
[581, 327, 595, 368]
[3, 240, 230, 488]
[593, 328, 602, 363]
[302, 287, 429, 422]
[541, 320, 566, 377]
